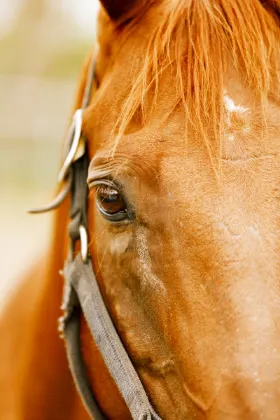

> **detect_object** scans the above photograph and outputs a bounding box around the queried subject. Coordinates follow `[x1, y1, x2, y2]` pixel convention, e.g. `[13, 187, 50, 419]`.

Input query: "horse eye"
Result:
[96, 184, 128, 221]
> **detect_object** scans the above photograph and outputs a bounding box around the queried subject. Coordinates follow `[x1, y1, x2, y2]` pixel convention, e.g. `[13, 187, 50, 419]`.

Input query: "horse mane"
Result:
[113, 0, 280, 169]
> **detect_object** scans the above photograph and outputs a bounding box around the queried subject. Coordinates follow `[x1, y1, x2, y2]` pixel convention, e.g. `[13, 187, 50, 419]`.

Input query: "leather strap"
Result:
[62, 301, 105, 419]
[61, 256, 161, 420]
[68, 153, 89, 259]
[57, 50, 161, 419]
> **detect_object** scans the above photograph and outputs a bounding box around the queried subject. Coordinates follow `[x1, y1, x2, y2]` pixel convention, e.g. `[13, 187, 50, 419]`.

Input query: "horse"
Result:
[1, 0, 280, 418]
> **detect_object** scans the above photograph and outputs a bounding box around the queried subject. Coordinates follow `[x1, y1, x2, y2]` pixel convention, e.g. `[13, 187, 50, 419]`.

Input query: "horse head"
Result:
[76, 1, 280, 418]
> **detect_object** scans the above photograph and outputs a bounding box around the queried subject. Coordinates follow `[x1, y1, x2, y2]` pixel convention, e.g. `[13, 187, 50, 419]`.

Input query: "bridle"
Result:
[29, 52, 161, 420]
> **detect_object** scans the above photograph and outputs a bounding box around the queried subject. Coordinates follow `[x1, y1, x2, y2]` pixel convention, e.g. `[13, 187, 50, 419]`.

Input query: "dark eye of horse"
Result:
[96, 184, 128, 221]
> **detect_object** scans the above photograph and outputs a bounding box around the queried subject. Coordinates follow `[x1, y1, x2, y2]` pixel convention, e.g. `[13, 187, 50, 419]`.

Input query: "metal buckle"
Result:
[28, 109, 85, 214]
[79, 225, 88, 262]
[68, 225, 88, 263]
[27, 171, 72, 214]
[58, 109, 85, 182]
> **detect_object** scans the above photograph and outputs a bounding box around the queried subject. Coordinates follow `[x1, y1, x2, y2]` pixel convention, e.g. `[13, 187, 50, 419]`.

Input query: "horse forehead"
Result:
[88, 116, 188, 170]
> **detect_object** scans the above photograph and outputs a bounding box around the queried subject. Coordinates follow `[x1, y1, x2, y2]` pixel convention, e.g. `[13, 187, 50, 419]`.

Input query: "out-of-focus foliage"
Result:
[0, 0, 94, 77]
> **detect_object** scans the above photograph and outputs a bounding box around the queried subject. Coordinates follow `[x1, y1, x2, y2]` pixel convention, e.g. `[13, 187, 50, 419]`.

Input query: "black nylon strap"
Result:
[59, 50, 161, 420]
[68, 151, 89, 249]
[63, 302, 105, 420]
[62, 256, 161, 420]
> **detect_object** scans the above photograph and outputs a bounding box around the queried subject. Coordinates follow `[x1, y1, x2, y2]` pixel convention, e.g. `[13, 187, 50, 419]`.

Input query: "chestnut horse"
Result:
[2, 0, 280, 418]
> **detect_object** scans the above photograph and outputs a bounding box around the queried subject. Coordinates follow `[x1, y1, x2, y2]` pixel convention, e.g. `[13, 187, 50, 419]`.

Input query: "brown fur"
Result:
[2, 1, 280, 419]
[107, 0, 280, 175]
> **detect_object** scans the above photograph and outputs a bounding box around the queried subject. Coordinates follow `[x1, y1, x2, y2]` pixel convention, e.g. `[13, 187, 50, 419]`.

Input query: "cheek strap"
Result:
[29, 47, 161, 420]
[59, 254, 161, 420]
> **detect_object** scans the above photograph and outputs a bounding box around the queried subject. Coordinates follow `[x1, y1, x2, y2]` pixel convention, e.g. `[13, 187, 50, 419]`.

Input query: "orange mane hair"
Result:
[113, 0, 280, 168]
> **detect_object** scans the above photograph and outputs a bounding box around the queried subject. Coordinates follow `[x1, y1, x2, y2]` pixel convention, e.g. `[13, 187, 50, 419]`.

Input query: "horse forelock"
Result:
[108, 0, 280, 171]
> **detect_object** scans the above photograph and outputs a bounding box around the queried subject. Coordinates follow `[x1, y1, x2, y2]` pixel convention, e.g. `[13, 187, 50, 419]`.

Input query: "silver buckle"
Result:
[28, 108, 89, 263]
[58, 109, 85, 182]
[27, 109, 84, 214]
[79, 225, 88, 262]
[68, 225, 89, 263]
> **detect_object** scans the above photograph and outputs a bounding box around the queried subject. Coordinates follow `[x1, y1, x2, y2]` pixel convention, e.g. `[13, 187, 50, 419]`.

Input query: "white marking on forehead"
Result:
[247, 225, 262, 241]
[224, 95, 249, 114]
[136, 227, 166, 294]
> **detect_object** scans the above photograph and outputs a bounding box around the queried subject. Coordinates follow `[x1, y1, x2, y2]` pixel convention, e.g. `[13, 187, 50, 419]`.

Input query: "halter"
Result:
[29, 53, 161, 420]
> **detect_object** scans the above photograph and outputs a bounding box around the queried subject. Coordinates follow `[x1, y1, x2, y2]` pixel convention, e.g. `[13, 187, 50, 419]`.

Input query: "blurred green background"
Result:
[0, 0, 98, 302]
